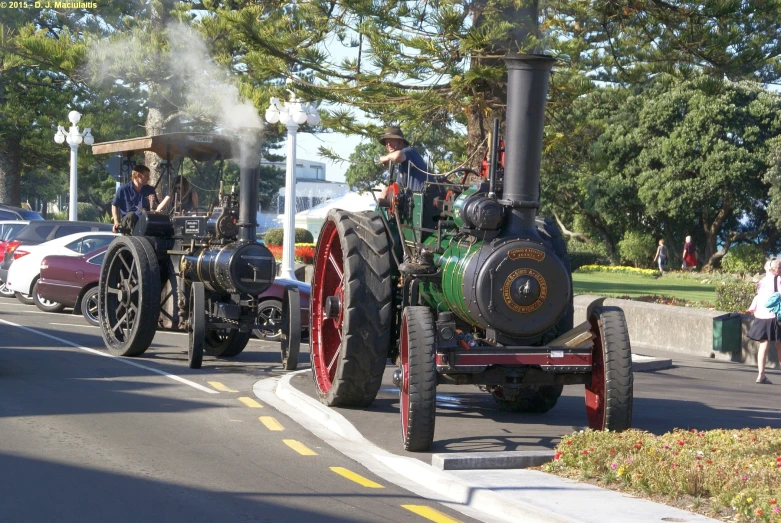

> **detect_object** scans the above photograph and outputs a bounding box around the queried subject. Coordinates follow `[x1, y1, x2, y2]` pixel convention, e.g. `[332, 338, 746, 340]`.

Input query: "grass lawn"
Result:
[572, 271, 718, 304]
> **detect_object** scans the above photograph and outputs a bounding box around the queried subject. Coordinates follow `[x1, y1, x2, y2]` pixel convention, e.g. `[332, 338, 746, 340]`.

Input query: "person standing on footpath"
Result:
[748, 258, 781, 384]
[682, 235, 698, 270]
[653, 239, 668, 273]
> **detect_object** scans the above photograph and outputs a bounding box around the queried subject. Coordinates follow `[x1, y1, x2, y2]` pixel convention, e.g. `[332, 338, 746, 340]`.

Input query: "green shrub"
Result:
[77, 203, 102, 222]
[264, 227, 314, 246]
[569, 251, 606, 270]
[618, 231, 656, 268]
[715, 280, 756, 312]
[720, 244, 766, 274]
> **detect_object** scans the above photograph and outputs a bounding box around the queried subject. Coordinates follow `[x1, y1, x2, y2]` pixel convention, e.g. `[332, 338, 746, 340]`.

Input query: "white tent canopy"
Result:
[295, 190, 378, 240]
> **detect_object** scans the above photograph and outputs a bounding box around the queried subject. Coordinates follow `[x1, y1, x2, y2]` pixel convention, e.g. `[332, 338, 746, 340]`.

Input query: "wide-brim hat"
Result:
[379, 126, 409, 146]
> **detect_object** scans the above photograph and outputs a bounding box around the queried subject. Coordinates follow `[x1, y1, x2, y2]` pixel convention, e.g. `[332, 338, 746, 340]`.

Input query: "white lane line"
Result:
[0, 318, 217, 394]
[50, 322, 99, 329]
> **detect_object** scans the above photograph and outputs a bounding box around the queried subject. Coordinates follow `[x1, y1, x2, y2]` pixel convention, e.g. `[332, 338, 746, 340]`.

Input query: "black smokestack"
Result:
[502, 54, 555, 237]
[238, 132, 261, 242]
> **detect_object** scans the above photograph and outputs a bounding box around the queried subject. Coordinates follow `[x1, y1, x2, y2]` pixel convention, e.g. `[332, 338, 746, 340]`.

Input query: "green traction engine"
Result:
[310, 54, 634, 452]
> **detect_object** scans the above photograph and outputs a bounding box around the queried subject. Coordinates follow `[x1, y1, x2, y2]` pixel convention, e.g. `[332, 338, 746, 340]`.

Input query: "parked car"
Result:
[254, 278, 311, 341]
[37, 246, 107, 324]
[0, 220, 112, 294]
[0, 204, 43, 221]
[6, 232, 116, 309]
[0, 220, 30, 297]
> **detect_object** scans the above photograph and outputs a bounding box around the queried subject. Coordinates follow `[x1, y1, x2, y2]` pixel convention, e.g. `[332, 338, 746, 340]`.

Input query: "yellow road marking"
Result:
[329, 467, 384, 489]
[209, 381, 238, 393]
[283, 439, 318, 456]
[401, 505, 462, 523]
[238, 397, 263, 408]
[259, 416, 284, 431]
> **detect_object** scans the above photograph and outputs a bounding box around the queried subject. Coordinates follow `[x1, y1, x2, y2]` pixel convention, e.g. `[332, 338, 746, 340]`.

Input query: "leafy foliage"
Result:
[715, 281, 757, 313]
[264, 227, 314, 246]
[721, 244, 767, 275]
[618, 232, 656, 268]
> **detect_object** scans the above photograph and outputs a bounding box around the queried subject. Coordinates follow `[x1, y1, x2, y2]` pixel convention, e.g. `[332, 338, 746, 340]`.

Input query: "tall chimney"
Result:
[502, 54, 555, 238]
[238, 132, 262, 242]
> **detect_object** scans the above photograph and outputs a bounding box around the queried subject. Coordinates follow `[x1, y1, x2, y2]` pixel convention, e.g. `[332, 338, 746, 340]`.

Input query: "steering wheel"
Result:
[449, 167, 481, 185]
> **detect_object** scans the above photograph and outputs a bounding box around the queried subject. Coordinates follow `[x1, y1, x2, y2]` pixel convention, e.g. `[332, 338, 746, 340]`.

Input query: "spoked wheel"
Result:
[188, 282, 205, 369]
[280, 286, 301, 371]
[0, 280, 14, 297]
[585, 306, 633, 431]
[99, 237, 160, 357]
[81, 287, 100, 326]
[311, 210, 392, 407]
[33, 281, 65, 313]
[397, 306, 437, 452]
[204, 329, 251, 358]
[15, 292, 34, 305]
[253, 299, 283, 340]
[490, 384, 564, 413]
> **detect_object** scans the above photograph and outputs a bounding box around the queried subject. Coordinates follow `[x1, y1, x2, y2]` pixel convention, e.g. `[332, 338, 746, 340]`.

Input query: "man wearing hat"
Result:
[379, 126, 429, 192]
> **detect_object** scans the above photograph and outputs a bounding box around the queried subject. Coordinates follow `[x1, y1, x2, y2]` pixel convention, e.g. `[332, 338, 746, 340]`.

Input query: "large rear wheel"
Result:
[398, 307, 437, 452]
[585, 306, 633, 431]
[280, 286, 301, 371]
[311, 210, 393, 407]
[99, 236, 160, 357]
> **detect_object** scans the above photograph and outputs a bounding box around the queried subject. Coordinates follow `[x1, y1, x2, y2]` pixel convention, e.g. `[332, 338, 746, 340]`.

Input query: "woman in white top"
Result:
[748, 258, 781, 384]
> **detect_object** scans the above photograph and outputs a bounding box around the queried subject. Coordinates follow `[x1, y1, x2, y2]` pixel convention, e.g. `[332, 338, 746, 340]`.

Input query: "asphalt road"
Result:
[292, 339, 781, 461]
[0, 299, 475, 523]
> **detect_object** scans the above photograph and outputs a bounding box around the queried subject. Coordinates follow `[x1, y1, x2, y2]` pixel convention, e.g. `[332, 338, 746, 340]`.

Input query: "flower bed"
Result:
[577, 265, 661, 277]
[266, 244, 315, 265]
[544, 428, 781, 522]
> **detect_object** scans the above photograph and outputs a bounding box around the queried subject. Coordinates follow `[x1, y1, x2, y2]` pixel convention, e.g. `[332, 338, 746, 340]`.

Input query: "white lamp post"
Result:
[265, 92, 320, 280]
[54, 111, 94, 221]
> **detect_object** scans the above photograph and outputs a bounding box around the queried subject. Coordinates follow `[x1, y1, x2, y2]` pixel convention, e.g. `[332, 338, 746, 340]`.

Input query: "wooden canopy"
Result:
[91, 133, 239, 161]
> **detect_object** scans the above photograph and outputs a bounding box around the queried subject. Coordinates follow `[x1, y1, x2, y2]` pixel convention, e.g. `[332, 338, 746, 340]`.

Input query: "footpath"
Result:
[252, 350, 751, 523]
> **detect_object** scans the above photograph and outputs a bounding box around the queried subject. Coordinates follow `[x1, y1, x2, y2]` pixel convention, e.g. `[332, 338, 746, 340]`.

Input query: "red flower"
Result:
[566, 440, 572, 445]
[610, 449, 616, 454]
[678, 441, 685, 446]
[770, 499, 777, 505]
[706, 460, 712, 464]
[756, 508, 763, 516]
[617, 435, 622, 439]
[554, 451, 563, 460]
[633, 444, 641, 449]
[582, 450, 588, 455]
[690, 429, 696, 433]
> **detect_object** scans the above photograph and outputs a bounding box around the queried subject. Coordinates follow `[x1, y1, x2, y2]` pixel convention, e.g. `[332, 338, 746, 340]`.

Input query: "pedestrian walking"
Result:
[653, 239, 668, 272]
[682, 235, 698, 270]
[748, 258, 781, 384]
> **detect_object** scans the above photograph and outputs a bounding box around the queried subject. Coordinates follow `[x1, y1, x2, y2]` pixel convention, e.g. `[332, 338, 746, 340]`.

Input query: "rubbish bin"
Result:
[713, 313, 742, 353]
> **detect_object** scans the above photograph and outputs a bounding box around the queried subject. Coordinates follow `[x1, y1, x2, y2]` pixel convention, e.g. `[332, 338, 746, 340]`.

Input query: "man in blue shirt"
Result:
[111, 165, 161, 232]
[379, 127, 429, 192]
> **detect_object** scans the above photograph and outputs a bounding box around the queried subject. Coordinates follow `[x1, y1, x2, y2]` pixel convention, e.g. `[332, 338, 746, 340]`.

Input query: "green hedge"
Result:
[714, 280, 756, 313]
[569, 251, 607, 271]
[720, 244, 766, 275]
[264, 227, 314, 246]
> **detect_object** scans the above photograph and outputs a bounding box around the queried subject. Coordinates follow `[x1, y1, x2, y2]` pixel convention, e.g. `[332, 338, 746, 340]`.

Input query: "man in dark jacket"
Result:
[111, 165, 163, 232]
[379, 126, 429, 192]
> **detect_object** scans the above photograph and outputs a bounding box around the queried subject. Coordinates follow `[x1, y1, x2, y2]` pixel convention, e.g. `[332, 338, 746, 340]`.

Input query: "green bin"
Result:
[713, 313, 742, 353]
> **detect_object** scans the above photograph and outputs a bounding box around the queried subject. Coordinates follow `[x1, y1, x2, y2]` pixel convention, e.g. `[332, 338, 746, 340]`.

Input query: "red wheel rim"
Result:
[400, 312, 410, 440]
[585, 317, 606, 429]
[311, 220, 345, 394]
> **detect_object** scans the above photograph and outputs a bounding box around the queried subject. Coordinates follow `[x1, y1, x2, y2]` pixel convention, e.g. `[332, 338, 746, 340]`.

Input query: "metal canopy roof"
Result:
[91, 133, 239, 161]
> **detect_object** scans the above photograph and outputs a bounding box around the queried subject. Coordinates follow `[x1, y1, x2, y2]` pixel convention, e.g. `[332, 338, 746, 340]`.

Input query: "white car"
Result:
[6, 231, 116, 311]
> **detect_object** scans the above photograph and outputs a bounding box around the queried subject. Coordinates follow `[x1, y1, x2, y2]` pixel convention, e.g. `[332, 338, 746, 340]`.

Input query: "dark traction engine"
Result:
[309, 55, 634, 451]
[92, 133, 281, 369]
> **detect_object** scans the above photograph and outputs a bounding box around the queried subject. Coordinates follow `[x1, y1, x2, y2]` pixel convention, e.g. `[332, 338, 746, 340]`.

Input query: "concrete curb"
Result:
[632, 354, 673, 372]
[432, 450, 554, 470]
[257, 371, 717, 523]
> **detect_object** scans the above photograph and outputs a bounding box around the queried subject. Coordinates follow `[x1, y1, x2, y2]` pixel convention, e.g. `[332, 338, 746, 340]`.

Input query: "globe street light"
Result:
[54, 110, 94, 221]
[265, 92, 320, 280]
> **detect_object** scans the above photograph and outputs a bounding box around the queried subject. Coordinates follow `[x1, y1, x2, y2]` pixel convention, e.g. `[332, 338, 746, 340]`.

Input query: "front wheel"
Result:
[0, 280, 14, 297]
[33, 281, 65, 313]
[15, 292, 34, 305]
[188, 282, 205, 369]
[280, 286, 301, 371]
[204, 329, 251, 358]
[585, 306, 633, 431]
[399, 307, 437, 452]
[80, 287, 100, 326]
[253, 299, 283, 341]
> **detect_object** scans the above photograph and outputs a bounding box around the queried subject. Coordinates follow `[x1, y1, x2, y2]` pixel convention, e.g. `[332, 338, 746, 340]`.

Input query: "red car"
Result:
[38, 246, 107, 325]
[38, 246, 311, 338]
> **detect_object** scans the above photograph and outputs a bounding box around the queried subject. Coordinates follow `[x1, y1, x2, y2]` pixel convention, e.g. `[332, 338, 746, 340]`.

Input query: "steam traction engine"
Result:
[92, 133, 282, 369]
[310, 55, 633, 451]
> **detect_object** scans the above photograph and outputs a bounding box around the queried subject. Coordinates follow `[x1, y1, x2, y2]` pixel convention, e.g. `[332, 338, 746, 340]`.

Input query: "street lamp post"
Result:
[265, 92, 320, 280]
[54, 111, 94, 221]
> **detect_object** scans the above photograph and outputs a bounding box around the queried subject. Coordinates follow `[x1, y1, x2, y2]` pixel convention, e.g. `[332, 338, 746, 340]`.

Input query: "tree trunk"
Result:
[0, 134, 22, 206]
[145, 99, 164, 186]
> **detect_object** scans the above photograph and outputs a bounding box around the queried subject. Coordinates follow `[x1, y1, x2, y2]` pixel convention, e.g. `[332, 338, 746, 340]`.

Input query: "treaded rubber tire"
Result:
[586, 306, 633, 431]
[15, 291, 34, 305]
[33, 280, 65, 313]
[311, 209, 393, 407]
[188, 282, 205, 369]
[281, 286, 301, 371]
[204, 330, 251, 358]
[400, 306, 437, 452]
[80, 286, 100, 326]
[491, 385, 564, 413]
[0, 280, 16, 297]
[99, 236, 161, 357]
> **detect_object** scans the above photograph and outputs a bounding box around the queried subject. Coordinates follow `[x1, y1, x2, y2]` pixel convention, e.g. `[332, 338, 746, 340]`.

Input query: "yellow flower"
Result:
[618, 465, 626, 476]
[747, 498, 753, 504]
